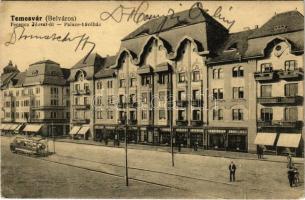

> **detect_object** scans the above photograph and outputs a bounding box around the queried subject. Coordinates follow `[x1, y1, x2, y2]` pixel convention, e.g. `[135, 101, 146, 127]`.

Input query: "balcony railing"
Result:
[31, 118, 69, 123]
[278, 68, 304, 80]
[257, 120, 303, 128]
[254, 71, 277, 81]
[129, 102, 138, 108]
[129, 119, 137, 125]
[192, 99, 203, 107]
[72, 118, 90, 124]
[257, 96, 303, 105]
[32, 106, 65, 110]
[176, 100, 188, 107]
[191, 120, 203, 126]
[118, 102, 127, 109]
[73, 104, 91, 110]
[176, 120, 188, 126]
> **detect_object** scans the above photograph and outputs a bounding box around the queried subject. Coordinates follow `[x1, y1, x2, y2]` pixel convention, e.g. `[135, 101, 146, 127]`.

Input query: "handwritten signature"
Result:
[4, 26, 95, 64]
[100, 1, 235, 31]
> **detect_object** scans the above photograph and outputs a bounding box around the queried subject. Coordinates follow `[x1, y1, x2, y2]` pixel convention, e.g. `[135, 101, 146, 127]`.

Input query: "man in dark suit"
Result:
[229, 161, 237, 182]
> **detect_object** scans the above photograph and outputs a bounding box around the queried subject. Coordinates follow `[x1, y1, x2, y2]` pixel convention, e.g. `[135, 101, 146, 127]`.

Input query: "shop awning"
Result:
[78, 126, 90, 135]
[254, 133, 277, 146]
[277, 134, 302, 148]
[2, 124, 13, 130]
[23, 124, 43, 132]
[15, 124, 23, 131]
[9, 124, 19, 130]
[69, 126, 81, 135]
[0, 124, 9, 130]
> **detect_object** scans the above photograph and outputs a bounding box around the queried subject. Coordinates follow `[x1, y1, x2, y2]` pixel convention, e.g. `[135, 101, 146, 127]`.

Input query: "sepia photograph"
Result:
[0, 0, 304, 198]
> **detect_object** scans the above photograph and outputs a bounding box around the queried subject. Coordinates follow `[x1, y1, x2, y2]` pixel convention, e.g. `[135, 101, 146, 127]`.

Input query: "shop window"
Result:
[261, 85, 272, 97]
[261, 108, 273, 121]
[285, 60, 297, 71]
[285, 83, 298, 97]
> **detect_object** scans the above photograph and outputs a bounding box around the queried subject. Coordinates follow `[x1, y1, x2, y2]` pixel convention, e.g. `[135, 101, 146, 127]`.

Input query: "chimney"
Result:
[8, 60, 13, 65]
[254, 25, 259, 29]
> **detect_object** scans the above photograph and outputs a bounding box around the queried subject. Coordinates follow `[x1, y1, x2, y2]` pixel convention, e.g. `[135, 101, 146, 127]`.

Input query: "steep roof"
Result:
[249, 11, 304, 39]
[12, 72, 26, 87]
[72, 53, 103, 69]
[30, 59, 59, 66]
[95, 55, 117, 79]
[122, 7, 227, 41]
[0, 72, 18, 89]
[208, 29, 255, 64]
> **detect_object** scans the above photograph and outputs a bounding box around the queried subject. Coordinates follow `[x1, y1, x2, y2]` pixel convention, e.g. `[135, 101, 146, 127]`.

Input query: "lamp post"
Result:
[124, 113, 129, 186]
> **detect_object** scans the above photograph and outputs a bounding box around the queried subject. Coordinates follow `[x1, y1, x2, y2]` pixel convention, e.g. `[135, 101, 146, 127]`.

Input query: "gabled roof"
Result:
[122, 7, 227, 41]
[249, 10, 304, 39]
[208, 29, 255, 64]
[72, 53, 103, 69]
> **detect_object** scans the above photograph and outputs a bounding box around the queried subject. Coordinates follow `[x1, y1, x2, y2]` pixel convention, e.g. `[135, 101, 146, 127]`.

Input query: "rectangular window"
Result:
[158, 73, 169, 84]
[261, 108, 273, 121]
[97, 82, 102, 89]
[141, 76, 152, 86]
[285, 83, 298, 96]
[75, 84, 80, 91]
[284, 107, 298, 121]
[232, 109, 243, 121]
[130, 78, 136, 87]
[192, 90, 200, 100]
[108, 96, 113, 105]
[213, 109, 223, 120]
[178, 110, 186, 120]
[119, 95, 125, 104]
[107, 111, 113, 119]
[75, 97, 79, 105]
[129, 94, 136, 103]
[35, 87, 40, 94]
[142, 93, 148, 103]
[192, 71, 200, 82]
[119, 79, 125, 88]
[142, 110, 147, 120]
[218, 89, 223, 99]
[159, 109, 166, 120]
[192, 110, 201, 120]
[159, 91, 166, 101]
[178, 91, 186, 101]
[261, 85, 272, 97]
[178, 73, 186, 83]
[84, 83, 89, 91]
[84, 97, 89, 105]
[261, 63, 273, 72]
[285, 60, 297, 71]
[107, 80, 113, 88]
[130, 111, 136, 120]
[233, 87, 244, 99]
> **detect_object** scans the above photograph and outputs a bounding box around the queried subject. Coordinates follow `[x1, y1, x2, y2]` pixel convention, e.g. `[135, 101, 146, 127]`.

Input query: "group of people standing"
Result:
[287, 155, 299, 187]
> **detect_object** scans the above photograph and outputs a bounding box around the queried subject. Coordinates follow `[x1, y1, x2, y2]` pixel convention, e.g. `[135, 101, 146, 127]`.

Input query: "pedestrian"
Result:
[105, 137, 108, 146]
[229, 161, 237, 182]
[194, 141, 198, 151]
[287, 166, 295, 187]
[287, 154, 293, 168]
[260, 146, 264, 159]
[257, 146, 261, 159]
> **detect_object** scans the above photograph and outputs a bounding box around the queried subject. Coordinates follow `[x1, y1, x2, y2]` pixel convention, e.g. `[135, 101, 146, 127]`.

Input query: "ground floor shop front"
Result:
[93, 125, 250, 152]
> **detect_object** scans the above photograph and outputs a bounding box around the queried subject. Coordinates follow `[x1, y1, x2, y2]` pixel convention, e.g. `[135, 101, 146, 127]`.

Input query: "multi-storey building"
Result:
[67, 9, 303, 156]
[0, 60, 70, 136]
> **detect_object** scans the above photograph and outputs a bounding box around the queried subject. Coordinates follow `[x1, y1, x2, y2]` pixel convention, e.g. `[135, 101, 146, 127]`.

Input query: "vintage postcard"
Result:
[0, 0, 304, 199]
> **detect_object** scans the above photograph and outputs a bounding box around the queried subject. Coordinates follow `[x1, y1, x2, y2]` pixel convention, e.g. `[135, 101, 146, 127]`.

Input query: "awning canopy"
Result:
[78, 126, 90, 135]
[2, 124, 12, 130]
[0, 124, 9, 130]
[23, 124, 42, 132]
[277, 134, 302, 148]
[69, 126, 81, 135]
[254, 133, 277, 146]
[15, 124, 23, 131]
[9, 124, 19, 130]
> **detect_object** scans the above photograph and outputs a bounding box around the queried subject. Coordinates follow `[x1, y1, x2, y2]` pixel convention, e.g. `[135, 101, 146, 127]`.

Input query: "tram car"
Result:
[10, 136, 48, 156]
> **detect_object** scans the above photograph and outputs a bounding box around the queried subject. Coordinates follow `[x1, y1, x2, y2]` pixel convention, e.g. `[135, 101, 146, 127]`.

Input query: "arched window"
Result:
[238, 66, 244, 77]
[218, 69, 223, 79]
[192, 70, 200, 82]
[213, 69, 218, 79]
[232, 67, 238, 77]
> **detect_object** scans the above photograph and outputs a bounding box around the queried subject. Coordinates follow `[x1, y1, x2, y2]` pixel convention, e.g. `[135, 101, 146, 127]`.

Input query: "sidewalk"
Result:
[55, 138, 304, 164]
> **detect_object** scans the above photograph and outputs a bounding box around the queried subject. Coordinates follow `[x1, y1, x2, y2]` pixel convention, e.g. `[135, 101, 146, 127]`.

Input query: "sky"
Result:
[0, 1, 303, 72]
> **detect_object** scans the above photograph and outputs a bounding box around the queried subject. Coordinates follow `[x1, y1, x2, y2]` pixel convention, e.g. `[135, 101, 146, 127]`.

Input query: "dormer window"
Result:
[273, 25, 288, 32]
[285, 60, 297, 71]
[261, 63, 273, 72]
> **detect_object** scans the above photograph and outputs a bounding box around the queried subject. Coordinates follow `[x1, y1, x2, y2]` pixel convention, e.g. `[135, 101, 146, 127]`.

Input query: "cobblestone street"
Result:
[1, 136, 304, 198]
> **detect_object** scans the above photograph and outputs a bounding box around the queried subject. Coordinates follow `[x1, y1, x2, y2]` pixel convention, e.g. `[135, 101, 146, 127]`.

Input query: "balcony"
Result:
[278, 68, 304, 80]
[72, 118, 90, 124]
[118, 102, 127, 109]
[176, 120, 188, 126]
[254, 71, 277, 81]
[257, 120, 303, 128]
[72, 90, 80, 95]
[129, 102, 138, 108]
[192, 100, 203, 107]
[257, 96, 303, 105]
[129, 119, 137, 125]
[176, 100, 188, 107]
[32, 106, 65, 110]
[31, 118, 68, 123]
[191, 120, 203, 126]
[73, 104, 91, 110]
